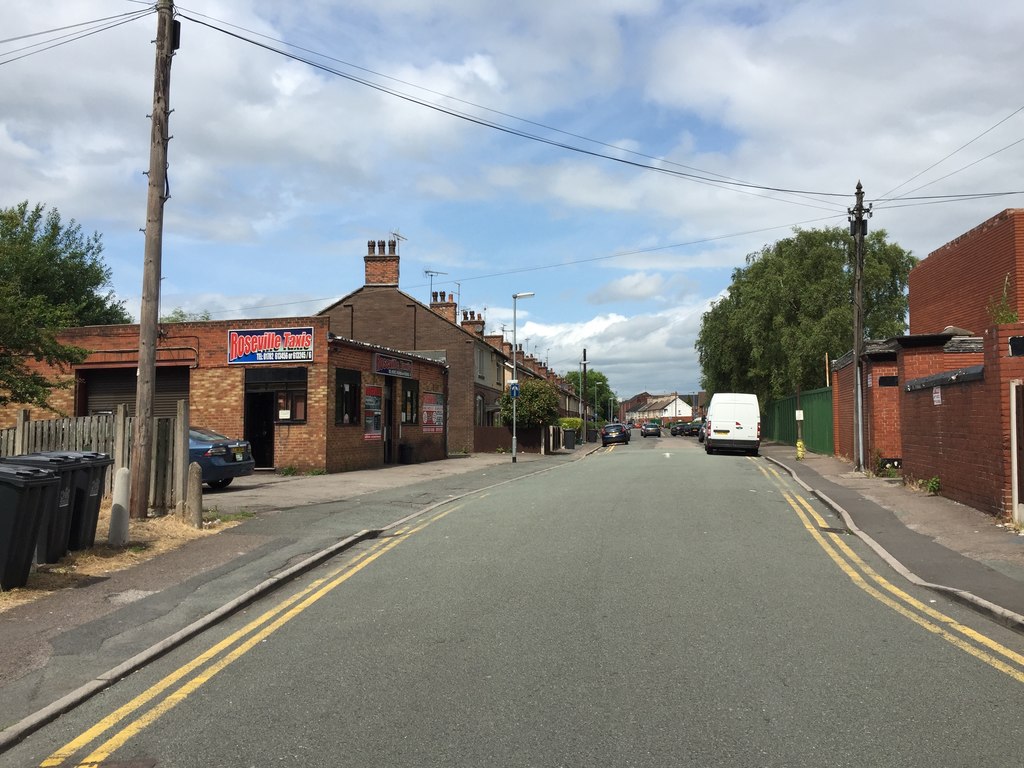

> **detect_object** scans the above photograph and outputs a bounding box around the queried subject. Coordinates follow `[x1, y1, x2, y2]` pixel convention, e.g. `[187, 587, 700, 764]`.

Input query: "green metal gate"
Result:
[763, 387, 833, 455]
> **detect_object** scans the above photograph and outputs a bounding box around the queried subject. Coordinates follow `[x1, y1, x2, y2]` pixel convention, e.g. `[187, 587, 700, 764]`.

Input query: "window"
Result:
[878, 375, 899, 387]
[476, 347, 487, 380]
[245, 367, 307, 424]
[277, 391, 307, 422]
[335, 368, 360, 426]
[402, 379, 419, 424]
[475, 394, 485, 426]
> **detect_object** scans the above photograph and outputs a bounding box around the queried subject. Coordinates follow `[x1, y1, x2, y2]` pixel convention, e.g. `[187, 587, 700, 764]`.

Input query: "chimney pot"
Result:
[388, 239, 397, 254]
[432, 292, 438, 302]
[377, 240, 385, 252]
[367, 240, 375, 254]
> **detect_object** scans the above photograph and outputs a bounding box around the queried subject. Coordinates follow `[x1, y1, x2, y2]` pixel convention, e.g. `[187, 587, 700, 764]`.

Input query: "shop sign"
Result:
[422, 392, 444, 433]
[228, 327, 314, 364]
[374, 353, 413, 378]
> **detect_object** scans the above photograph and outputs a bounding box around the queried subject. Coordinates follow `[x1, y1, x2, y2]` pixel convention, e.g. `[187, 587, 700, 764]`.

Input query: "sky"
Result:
[4, 1, 1024, 402]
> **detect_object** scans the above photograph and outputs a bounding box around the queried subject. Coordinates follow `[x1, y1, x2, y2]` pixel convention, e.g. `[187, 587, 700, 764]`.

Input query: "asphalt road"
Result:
[10, 436, 1024, 767]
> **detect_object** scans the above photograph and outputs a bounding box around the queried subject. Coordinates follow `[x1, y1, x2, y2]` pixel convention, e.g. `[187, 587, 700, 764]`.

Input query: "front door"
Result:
[383, 378, 394, 463]
[245, 392, 275, 469]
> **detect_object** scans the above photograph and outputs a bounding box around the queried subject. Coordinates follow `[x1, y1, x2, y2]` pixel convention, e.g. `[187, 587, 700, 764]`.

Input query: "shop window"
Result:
[276, 390, 307, 423]
[244, 367, 307, 425]
[335, 368, 360, 426]
[402, 379, 419, 424]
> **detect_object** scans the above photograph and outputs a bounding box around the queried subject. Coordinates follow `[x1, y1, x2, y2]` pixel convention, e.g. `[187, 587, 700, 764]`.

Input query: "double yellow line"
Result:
[757, 462, 1024, 684]
[42, 508, 455, 768]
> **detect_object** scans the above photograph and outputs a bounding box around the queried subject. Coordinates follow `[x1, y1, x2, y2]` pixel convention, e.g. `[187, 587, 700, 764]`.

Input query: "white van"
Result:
[704, 392, 761, 455]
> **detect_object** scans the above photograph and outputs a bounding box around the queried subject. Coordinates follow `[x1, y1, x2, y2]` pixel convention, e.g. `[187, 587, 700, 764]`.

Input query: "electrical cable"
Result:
[177, 11, 854, 202]
[0, 9, 154, 66]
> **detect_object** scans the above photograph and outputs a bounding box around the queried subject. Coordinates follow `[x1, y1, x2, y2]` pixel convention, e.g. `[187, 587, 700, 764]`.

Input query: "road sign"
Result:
[510, 382, 520, 398]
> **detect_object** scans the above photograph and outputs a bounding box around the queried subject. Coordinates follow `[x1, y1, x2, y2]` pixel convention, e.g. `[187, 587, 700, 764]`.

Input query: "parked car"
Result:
[600, 422, 631, 447]
[640, 422, 661, 437]
[682, 418, 704, 436]
[670, 422, 685, 436]
[698, 422, 706, 442]
[188, 427, 256, 489]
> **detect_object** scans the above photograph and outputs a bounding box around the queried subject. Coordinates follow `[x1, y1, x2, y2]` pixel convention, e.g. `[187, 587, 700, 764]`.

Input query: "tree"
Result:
[0, 202, 132, 325]
[695, 226, 916, 405]
[161, 307, 213, 323]
[0, 202, 129, 409]
[498, 378, 560, 428]
[564, 368, 616, 419]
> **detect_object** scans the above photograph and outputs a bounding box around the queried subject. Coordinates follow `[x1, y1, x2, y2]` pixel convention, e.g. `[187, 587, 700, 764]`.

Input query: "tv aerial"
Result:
[424, 269, 447, 296]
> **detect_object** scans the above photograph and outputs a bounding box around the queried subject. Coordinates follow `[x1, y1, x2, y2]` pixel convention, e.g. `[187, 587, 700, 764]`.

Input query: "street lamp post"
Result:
[511, 291, 534, 463]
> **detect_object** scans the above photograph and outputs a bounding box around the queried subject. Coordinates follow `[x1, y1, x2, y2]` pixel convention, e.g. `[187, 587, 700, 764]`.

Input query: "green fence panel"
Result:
[763, 387, 833, 455]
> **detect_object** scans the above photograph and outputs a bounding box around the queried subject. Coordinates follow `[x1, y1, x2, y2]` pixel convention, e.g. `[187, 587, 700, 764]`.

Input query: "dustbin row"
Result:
[0, 451, 113, 590]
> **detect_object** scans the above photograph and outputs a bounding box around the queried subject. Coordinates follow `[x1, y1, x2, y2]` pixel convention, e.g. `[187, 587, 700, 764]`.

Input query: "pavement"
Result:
[2, 439, 1024, 753]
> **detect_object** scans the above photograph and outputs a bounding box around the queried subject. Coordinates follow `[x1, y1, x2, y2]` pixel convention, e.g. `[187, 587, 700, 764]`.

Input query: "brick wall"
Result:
[909, 209, 1024, 335]
[324, 343, 446, 472]
[864, 360, 901, 466]
[831, 359, 855, 461]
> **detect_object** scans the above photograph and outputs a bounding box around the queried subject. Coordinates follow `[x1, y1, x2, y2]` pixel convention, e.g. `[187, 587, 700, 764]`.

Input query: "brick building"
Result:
[319, 239, 577, 454]
[909, 208, 1024, 335]
[833, 208, 1024, 522]
[0, 316, 448, 473]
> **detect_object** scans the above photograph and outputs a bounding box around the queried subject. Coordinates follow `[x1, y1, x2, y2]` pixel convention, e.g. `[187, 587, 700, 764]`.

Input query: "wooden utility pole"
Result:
[130, 0, 176, 518]
[848, 181, 871, 473]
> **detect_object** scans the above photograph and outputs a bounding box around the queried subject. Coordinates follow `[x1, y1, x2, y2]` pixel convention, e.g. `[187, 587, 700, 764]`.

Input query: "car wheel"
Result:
[207, 478, 233, 490]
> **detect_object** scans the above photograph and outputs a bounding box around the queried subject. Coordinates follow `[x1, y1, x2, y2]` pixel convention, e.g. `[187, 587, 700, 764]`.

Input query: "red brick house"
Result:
[318, 239, 578, 454]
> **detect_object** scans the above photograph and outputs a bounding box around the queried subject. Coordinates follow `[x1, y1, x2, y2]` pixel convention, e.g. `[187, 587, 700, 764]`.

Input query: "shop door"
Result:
[383, 379, 394, 464]
[245, 392, 275, 469]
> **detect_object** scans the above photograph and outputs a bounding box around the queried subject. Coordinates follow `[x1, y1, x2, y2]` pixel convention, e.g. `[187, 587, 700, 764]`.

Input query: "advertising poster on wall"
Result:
[422, 392, 444, 433]
[364, 386, 382, 440]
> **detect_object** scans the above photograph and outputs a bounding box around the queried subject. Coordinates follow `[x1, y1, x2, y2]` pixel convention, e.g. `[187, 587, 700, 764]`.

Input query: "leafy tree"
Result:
[0, 202, 128, 409]
[696, 226, 916, 405]
[498, 377, 560, 427]
[0, 202, 132, 325]
[161, 307, 213, 323]
[564, 368, 616, 419]
[0, 280, 86, 408]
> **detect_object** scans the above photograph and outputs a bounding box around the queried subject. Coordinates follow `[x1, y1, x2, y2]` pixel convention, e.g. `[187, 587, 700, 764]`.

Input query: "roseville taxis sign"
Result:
[228, 327, 314, 364]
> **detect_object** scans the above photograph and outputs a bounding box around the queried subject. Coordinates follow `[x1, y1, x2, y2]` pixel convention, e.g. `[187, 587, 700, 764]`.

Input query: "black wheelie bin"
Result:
[0, 451, 79, 564]
[0, 463, 59, 589]
[56, 451, 114, 551]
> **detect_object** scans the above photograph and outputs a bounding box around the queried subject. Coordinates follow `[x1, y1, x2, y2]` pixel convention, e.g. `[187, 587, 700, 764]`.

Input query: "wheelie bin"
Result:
[56, 451, 113, 551]
[0, 463, 58, 589]
[0, 452, 79, 564]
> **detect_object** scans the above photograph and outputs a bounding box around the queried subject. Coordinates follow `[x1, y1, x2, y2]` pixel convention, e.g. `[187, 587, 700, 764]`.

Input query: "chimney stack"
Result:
[364, 238, 400, 286]
[430, 290, 458, 323]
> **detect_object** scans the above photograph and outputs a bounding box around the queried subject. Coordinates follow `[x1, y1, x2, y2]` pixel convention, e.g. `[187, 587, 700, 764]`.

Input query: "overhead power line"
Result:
[0, 8, 154, 66]
[176, 11, 853, 202]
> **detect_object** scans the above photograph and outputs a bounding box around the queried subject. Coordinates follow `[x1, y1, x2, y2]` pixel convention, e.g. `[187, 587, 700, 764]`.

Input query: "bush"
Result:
[559, 417, 583, 432]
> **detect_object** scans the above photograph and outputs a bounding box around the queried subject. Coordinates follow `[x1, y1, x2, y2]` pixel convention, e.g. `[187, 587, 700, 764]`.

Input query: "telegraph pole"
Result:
[130, 0, 177, 518]
[848, 181, 871, 473]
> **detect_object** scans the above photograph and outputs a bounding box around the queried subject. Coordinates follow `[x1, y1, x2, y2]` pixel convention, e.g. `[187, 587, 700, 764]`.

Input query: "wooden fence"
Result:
[0, 403, 190, 515]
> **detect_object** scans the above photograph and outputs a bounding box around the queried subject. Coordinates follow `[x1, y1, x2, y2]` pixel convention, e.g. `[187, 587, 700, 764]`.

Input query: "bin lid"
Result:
[0, 453, 82, 469]
[0, 463, 59, 486]
[31, 450, 112, 466]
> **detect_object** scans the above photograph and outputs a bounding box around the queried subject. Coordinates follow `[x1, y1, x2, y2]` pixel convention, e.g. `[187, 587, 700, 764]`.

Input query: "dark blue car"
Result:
[188, 427, 255, 490]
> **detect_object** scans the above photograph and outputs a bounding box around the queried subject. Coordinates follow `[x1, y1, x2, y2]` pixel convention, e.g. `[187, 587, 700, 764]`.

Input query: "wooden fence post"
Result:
[14, 409, 29, 456]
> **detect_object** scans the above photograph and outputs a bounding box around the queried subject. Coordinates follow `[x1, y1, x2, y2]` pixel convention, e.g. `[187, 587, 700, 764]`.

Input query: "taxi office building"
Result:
[2, 315, 448, 474]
